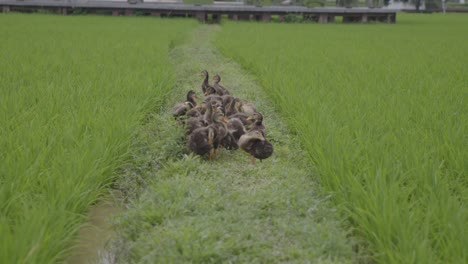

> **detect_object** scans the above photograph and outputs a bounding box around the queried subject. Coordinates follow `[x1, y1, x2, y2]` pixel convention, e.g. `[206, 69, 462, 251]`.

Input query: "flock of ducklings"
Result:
[172, 70, 273, 165]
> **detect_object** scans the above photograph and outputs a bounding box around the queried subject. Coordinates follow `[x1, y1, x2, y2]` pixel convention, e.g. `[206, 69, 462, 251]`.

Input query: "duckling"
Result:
[228, 112, 251, 126]
[239, 99, 257, 116]
[227, 117, 246, 142]
[172, 90, 197, 120]
[207, 107, 229, 159]
[239, 112, 273, 164]
[249, 138, 274, 163]
[185, 116, 207, 136]
[246, 112, 266, 134]
[212, 74, 230, 96]
[238, 130, 272, 165]
[204, 94, 223, 110]
[188, 126, 215, 157]
[222, 95, 239, 117]
[201, 70, 210, 95]
[221, 132, 239, 150]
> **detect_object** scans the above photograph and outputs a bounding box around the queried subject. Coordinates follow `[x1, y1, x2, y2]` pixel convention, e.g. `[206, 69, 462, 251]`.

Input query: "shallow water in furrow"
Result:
[66, 190, 122, 264]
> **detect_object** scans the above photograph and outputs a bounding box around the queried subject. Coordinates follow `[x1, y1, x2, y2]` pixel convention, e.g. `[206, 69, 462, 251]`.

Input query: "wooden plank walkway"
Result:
[0, 0, 397, 23]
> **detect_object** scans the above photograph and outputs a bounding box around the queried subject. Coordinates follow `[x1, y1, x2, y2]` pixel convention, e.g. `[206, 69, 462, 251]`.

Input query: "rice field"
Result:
[215, 13, 467, 264]
[0, 14, 196, 263]
[1, 11, 466, 264]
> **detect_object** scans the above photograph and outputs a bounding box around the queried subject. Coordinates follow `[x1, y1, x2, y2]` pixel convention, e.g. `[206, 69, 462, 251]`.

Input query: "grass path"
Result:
[111, 25, 360, 263]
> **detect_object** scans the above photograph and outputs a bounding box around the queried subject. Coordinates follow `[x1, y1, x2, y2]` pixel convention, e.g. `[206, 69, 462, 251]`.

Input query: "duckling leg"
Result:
[250, 155, 256, 165]
[213, 148, 218, 159]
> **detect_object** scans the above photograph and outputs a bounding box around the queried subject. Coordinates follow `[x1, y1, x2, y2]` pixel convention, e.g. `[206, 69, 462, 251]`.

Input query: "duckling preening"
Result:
[239, 112, 273, 164]
[239, 129, 273, 165]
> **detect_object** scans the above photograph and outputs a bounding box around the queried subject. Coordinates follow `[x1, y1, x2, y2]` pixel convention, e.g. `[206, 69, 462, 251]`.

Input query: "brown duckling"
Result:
[222, 95, 239, 117]
[188, 126, 215, 157]
[185, 116, 207, 136]
[246, 112, 266, 134]
[227, 117, 246, 142]
[172, 90, 197, 120]
[221, 117, 246, 150]
[207, 107, 229, 159]
[201, 70, 210, 95]
[238, 130, 273, 165]
[187, 106, 228, 160]
[239, 112, 273, 164]
[239, 99, 257, 116]
[212, 74, 230, 96]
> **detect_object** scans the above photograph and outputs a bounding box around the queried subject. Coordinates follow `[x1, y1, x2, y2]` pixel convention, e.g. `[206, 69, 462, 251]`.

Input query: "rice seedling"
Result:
[0, 14, 196, 263]
[215, 13, 467, 263]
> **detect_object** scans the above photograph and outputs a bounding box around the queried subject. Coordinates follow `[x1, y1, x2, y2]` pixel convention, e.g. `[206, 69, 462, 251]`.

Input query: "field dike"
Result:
[107, 25, 362, 263]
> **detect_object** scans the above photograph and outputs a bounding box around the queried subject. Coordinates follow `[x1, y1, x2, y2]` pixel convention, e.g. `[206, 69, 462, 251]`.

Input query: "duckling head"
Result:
[213, 74, 221, 83]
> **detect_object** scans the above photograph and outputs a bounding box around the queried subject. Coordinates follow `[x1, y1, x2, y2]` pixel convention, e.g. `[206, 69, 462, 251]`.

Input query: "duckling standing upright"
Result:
[212, 74, 230, 96]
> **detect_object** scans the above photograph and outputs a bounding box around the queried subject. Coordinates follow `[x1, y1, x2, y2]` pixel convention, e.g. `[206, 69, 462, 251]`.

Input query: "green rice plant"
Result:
[0, 14, 196, 263]
[215, 13, 467, 263]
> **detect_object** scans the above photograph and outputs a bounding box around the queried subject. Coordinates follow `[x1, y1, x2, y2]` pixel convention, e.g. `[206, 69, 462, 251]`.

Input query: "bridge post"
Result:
[238, 14, 250, 21]
[318, 14, 328, 23]
[212, 14, 221, 23]
[229, 14, 239, 20]
[195, 12, 206, 22]
[361, 14, 368, 23]
[261, 13, 271, 22]
[2, 5, 10, 13]
[61, 7, 69, 15]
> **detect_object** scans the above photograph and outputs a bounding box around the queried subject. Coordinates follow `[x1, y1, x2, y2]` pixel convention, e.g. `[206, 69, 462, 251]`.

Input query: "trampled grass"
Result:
[215, 13, 467, 263]
[0, 14, 196, 263]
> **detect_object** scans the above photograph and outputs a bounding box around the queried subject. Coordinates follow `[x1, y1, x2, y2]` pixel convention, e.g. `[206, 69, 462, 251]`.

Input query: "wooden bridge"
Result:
[0, 0, 397, 23]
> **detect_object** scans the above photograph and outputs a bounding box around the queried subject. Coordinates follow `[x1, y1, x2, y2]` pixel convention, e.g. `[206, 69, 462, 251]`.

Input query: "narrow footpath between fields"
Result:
[108, 25, 361, 263]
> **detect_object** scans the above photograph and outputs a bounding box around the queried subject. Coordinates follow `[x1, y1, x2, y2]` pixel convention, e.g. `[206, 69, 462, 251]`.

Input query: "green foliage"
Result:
[0, 14, 196, 263]
[215, 14, 468, 264]
[425, 0, 442, 9]
[301, 0, 326, 7]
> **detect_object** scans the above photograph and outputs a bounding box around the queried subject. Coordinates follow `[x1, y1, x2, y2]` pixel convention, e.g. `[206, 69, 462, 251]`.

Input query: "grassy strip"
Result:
[214, 13, 467, 263]
[111, 25, 360, 263]
[0, 14, 195, 263]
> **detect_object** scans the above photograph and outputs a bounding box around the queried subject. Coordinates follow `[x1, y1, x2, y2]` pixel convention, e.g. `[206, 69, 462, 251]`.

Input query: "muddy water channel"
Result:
[66, 190, 122, 264]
